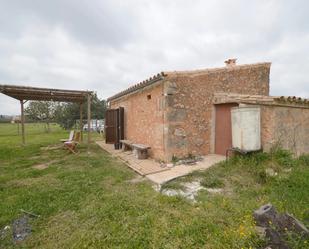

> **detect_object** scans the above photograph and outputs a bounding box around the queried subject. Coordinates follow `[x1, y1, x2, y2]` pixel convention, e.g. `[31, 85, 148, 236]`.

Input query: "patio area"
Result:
[96, 141, 225, 186]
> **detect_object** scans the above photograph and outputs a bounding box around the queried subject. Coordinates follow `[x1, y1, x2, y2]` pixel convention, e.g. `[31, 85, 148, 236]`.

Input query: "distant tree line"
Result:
[0, 115, 12, 123]
[25, 93, 107, 131]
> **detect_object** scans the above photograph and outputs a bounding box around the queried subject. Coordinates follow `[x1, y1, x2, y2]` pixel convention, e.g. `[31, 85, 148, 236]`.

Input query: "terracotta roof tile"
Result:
[107, 72, 165, 102]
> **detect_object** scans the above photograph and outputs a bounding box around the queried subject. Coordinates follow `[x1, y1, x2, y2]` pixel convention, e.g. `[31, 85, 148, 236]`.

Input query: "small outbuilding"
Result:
[214, 93, 309, 156]
[106, 60, 308, 161]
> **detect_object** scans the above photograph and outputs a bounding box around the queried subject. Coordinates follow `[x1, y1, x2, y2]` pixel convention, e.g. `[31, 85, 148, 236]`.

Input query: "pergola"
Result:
[0, 84, 93, 151]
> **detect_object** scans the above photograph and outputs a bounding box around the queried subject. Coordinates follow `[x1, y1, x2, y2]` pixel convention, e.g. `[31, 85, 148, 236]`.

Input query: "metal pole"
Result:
[87, 94, 91, 153]
[20, 100, 25, 145]
[80, 103, 83, 142]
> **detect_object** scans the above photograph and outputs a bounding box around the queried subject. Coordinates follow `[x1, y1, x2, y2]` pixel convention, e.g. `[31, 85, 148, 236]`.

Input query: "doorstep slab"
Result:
[146, 154, 225, 185]
[96, 141, 168, 176]
[96, 141, 225, 184]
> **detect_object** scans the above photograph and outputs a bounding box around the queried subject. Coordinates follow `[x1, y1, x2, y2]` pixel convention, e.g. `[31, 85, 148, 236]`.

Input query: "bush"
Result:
[298, 154, 309, 166]
[171, 155, 179, 164]
[272, 149, 296, 167]
[257, 170, 267, 184]
[201, 174, 224, 188]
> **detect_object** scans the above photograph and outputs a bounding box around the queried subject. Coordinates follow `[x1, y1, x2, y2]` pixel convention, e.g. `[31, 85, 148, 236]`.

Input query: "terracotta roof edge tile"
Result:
[214, 92, 309, 106]
[107, 72, 165, 102]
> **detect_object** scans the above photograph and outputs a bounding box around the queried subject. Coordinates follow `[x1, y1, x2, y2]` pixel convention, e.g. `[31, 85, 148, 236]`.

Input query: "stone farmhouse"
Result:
[106, 59, 309, 161]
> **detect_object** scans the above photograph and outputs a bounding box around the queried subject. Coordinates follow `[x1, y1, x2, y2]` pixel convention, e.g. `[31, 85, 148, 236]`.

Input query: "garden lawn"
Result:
[0, 123, 309, 249]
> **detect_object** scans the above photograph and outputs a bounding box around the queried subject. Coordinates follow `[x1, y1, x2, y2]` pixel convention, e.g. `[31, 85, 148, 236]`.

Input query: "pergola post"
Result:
[20, 100, 25, 145]
[80, 103, 83, 142]
[87, 94, 91, 153]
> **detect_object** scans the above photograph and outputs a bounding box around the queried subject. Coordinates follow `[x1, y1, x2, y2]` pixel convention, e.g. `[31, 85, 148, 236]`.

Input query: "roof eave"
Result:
[107, 73, 165, 102]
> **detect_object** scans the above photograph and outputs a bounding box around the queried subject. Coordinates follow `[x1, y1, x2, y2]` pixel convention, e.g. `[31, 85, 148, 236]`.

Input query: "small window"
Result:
[147, 94, 151, 100]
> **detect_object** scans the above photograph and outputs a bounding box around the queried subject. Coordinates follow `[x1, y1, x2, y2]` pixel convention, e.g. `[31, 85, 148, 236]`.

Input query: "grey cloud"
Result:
[0, 0, 308, 115]
[0, 0, 138, 47]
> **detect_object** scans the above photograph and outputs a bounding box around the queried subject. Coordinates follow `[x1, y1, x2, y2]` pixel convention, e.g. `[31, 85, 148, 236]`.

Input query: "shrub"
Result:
[271, 149, 296, 167]
[201, 175, 224, 188]
[257, 170, 267, 184]
[171, 155, 179, 164]
[298, 154, 309, 166]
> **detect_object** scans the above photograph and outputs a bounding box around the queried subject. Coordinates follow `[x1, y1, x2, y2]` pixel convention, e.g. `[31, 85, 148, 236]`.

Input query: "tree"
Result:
[25, 101, 58, 132]
[55, 94, 107, 130]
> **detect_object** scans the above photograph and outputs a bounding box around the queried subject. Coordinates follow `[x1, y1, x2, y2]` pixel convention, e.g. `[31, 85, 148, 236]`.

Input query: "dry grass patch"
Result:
[32, 159, 60, 170]
[32, 164, 49, 170]
[40, 145, 63, 151]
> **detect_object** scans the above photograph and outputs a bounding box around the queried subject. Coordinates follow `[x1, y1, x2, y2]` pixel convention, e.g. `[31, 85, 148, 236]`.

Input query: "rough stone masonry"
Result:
[109, 61, 271, 162]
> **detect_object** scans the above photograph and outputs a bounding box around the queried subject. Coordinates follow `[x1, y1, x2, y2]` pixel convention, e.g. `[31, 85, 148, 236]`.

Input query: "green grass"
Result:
[0, 123, 309, 248]
[162, 151, 309, 248]
[200, 174, 225, 188]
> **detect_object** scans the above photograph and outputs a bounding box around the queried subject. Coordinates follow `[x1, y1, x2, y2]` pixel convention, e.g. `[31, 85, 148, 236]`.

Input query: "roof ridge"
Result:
[163, 62, 271, 76]
[108, 62, 271, 102]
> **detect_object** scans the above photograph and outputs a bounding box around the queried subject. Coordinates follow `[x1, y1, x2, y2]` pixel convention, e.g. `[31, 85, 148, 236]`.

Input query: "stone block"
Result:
[167, 109, 187, 122]
[174, 128, 186, 137]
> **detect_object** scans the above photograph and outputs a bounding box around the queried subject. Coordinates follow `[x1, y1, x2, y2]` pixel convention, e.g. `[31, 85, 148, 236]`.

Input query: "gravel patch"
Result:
[12, 215, 32, 243]
[160, 180, 224, 201]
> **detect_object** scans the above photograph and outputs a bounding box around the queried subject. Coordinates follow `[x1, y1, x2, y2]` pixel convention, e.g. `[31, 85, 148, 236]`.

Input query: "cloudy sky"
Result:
[0, 0, 308, 114]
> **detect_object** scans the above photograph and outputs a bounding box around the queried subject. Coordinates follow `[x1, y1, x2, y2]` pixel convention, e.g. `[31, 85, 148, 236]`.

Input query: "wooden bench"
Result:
[120, 140, 134, 151]
[120, 140, 151, 159]
[132, 143, 151, 159]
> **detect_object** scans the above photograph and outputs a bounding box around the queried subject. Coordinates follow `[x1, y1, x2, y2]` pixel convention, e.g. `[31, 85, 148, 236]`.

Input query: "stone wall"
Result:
[261, 105, 309, 156]
[164, 63, 271, 160]
[110, 83, 166, 160]
[109, 63, 271, 162]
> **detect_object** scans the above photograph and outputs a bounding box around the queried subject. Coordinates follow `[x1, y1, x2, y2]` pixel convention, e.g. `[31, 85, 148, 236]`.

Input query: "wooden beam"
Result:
[0, 84, 92, 103]
[87, 94, 91, 153]
[80, 103, 83, 142]
[20, 100, 25, 145]
[5, 93, 86, 102]
[4, 91, 86, 98]
[1, 84, 91, 94]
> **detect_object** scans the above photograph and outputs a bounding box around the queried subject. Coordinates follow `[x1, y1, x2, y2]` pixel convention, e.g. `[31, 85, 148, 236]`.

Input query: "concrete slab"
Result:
[147, 154, 225, 185]
[96, 141, 225, 185]
[96, 141, 168, 176]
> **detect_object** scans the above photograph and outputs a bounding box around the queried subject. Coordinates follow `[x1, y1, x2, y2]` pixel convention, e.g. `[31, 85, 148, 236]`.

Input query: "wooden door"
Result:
[105, 107, 125, 146]
[118, 107, 124, 141]
[215, 103, 238, 155]
[105, 109, 117, 144]
[114, 107, 125, 149]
